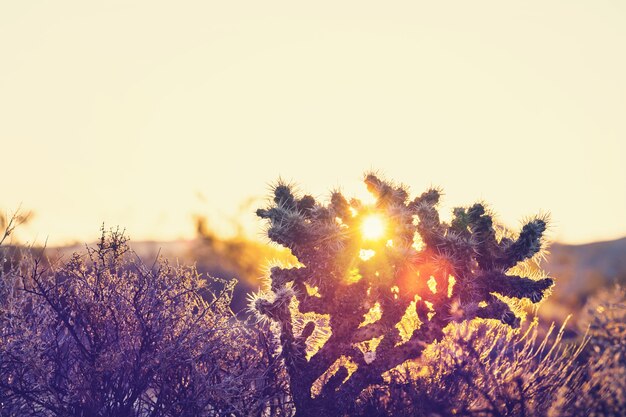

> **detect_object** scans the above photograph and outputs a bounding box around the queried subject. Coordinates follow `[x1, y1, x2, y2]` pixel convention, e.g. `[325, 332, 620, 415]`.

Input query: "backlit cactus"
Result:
[253, 174, 554, 417]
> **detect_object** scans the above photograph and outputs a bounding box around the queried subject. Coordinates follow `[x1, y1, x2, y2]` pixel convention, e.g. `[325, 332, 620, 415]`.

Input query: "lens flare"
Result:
[359, 249, 376, 261]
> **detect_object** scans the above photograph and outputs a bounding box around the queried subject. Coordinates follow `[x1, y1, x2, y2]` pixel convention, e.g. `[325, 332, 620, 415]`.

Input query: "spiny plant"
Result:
[252, 174, 554, 417]
[355, 319, 586, 417]
[559, 285, 626, 417]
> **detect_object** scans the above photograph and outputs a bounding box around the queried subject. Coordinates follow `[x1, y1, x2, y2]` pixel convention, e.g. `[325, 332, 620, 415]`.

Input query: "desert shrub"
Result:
[0, 228, 289, 417]
[553, 285, 626, 417]
[251, 174, 556, 416]
[355, 319, 585, 417]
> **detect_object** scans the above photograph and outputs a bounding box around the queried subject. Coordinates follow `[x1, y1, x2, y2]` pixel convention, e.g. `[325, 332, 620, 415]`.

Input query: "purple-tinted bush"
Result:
[356, 319, 585, 416]
[0, 228, 289, 417]
[554, 285, 626, 417]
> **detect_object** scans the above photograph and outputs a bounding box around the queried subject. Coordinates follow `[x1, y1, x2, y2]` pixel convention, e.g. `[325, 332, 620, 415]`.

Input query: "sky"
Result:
[1, 1, 625, 246]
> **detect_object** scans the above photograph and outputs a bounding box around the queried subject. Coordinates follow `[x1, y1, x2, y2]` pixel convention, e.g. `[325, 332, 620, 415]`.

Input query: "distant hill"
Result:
[541, 237, 626, 321]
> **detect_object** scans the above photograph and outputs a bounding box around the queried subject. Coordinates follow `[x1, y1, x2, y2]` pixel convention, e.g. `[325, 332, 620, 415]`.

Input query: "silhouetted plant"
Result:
[0, 209, 33, 319]
[0, 227, 289, 417]
[354, 318, 585, 417]
[252, 174, 554, 416]
[554, 285, 626, 417]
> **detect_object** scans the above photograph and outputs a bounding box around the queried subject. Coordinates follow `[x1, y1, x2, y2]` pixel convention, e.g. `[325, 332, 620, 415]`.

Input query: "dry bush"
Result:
[552, 285, 626, 417]
[356, 319, 585, 417]
[0, 228, 290, 417]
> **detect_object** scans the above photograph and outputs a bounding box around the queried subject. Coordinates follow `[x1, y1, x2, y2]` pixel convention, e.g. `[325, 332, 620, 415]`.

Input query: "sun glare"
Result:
[361, 214, 386, 241]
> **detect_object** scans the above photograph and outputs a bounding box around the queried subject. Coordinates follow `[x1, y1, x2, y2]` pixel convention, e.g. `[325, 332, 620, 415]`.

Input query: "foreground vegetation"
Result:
[1, 175, 625, 416]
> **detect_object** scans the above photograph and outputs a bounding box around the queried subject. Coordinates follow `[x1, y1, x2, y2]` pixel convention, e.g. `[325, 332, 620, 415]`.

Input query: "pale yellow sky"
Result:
[1, 1, 625, 246]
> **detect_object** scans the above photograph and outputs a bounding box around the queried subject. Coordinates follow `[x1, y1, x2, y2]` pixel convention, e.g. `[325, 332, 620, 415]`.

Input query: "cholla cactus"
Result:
[254, 174, 554, 416]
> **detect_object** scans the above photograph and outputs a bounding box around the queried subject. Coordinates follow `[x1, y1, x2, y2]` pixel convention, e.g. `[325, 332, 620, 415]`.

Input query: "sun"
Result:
[361, 214, 386, 241]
